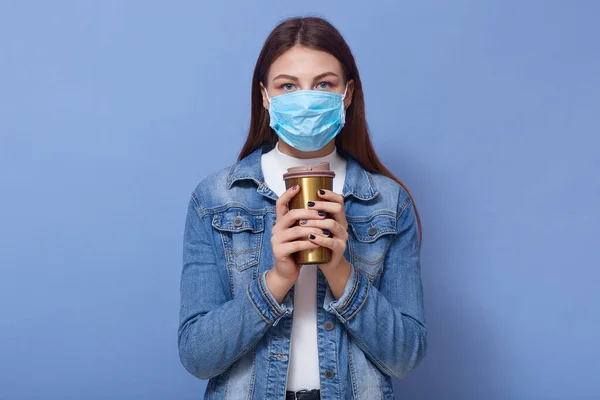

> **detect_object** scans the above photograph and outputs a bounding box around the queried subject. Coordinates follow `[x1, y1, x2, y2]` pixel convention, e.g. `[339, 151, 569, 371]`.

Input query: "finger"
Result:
[306, 200, 343, 216]
[316, 188, 344, 205]
[279, 208, 326, 228]
[279, 240, 320, 256]
[278, 226, 330, 244]
[275, 184, 300, 219]
[307, 233, 344, 252]
[301, 218, 347, 239]
[311, 191, 346, 222]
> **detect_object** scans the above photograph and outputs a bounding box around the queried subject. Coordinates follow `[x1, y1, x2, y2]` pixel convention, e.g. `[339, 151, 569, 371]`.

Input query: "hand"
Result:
[302, 189, 349, 270]
[270, 185, 331, 285]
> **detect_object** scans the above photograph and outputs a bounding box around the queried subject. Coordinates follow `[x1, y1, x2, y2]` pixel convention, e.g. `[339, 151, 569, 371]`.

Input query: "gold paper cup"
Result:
[283, 162, 335, 265]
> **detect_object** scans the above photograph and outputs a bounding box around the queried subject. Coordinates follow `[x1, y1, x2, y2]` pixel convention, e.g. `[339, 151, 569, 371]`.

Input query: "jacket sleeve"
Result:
[322, 196, 427, 379]
[178, 192, 293, 380]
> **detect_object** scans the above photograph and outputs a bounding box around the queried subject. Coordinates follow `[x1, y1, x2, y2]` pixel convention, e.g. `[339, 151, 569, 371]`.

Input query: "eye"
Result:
[316, 81, 332, 89]
[280, 83, 296, 91]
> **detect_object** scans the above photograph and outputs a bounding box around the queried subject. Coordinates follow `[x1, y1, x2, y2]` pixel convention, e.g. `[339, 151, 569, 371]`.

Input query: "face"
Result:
[260, 46, 355, 110]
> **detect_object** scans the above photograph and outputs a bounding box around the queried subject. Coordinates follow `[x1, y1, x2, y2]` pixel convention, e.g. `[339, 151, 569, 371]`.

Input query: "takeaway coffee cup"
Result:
[283, 162, 335, 265]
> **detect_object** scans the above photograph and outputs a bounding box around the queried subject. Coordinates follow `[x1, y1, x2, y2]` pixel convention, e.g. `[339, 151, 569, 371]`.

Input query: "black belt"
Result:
[285, 388, 321, 400]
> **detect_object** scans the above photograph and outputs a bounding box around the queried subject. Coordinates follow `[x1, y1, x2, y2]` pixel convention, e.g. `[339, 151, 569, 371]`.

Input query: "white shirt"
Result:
[261, 141, 347, 391]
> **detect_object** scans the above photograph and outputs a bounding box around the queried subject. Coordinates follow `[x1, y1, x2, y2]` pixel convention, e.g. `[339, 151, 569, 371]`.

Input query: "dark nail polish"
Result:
[318, 211, 326, 216]
[307, 201, 315, 207]
[299, 219, 307, 225]
[292, 185, 298, 190]
[309, 234, 316, 239]
[319, 189, 325, 195]
[322, 229, 330, 236]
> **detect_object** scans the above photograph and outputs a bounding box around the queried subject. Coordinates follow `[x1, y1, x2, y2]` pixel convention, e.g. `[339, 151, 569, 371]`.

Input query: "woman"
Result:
[178, 16, 427, 400]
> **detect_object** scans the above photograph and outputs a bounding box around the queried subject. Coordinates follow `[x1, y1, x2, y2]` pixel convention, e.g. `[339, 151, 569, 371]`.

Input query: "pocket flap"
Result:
[348, 213, 396, 242]
[212, 207, 264, 233]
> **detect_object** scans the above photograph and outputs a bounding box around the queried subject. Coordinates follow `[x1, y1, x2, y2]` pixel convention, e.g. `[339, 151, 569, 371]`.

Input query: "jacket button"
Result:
[233, 217, 243, 227]
[324, 369, 335, 379]
[368, 226, 377, 236]
[324, 320, 334, 331]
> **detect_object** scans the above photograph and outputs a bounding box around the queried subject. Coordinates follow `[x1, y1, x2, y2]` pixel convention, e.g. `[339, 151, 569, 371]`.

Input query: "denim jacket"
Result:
[178, 144, 427, 399]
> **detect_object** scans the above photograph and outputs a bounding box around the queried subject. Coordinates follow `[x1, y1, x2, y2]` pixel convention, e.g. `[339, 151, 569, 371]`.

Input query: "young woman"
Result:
[178, 16, 427, 400]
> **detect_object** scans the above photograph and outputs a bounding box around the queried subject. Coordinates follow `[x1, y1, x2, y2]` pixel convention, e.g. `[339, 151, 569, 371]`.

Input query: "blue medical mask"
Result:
[264, 83, 348, 152]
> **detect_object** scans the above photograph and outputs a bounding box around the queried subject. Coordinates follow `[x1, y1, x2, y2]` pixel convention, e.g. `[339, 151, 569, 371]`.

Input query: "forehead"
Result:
[267, 46, 343, 80]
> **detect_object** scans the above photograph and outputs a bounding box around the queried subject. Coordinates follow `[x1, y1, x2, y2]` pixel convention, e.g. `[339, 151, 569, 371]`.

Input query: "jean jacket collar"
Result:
[226, 143, 379, 201]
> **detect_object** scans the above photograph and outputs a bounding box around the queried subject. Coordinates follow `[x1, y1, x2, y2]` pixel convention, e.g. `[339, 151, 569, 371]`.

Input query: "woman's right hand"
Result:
[266, 184, 328, 298]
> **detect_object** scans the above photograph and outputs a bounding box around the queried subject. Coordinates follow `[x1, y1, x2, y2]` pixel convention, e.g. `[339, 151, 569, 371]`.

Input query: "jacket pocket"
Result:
[212, 206, 264, 272]
[347, 212, 396, 283]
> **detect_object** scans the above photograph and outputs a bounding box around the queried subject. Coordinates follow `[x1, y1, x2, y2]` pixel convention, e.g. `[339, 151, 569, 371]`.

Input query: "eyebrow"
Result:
[272, 71, 339, 82]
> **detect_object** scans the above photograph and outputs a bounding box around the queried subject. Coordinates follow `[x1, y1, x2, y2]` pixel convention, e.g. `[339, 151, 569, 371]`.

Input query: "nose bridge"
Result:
[295, 76, 317, 91]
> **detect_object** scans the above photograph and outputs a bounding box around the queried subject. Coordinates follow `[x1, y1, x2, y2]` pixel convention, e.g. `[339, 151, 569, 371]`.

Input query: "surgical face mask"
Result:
[264, 83, 348, 152]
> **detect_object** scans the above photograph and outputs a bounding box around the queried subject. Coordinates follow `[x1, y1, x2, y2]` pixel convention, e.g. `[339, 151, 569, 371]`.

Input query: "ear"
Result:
[344, 79, 355, 109]
[259, 82, 270, 111]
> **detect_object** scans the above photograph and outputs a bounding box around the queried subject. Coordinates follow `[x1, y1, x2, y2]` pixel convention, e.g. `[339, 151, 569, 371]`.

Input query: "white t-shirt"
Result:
[260, 140, 347, 391]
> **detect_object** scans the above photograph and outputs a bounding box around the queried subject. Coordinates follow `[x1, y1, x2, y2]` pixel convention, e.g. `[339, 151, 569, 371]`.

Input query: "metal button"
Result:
[233, 216, 243, 227]
[324, 369, 335, 379]
[368, 226, 377, 236]
[324, 321, 335, 331]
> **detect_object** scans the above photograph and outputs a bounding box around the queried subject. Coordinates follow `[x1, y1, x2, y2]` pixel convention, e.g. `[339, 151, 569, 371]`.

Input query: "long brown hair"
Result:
[238, 16, 422, 247]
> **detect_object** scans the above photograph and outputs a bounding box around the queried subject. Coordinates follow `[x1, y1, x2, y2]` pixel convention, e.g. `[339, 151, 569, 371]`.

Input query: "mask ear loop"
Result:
[263, 85, 272, 103]
[342, 81, 349, 100]
[340, 81, 350, 123]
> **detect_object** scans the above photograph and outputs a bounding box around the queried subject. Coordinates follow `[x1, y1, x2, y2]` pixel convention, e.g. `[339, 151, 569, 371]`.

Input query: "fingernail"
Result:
[309, 234, 316, 239]
[322, 229, 330, 235]
[307, 201, 315, 207]
[318, 211, 326, 216]
[292, 185, 298, 190]
[299, 219, 307, 225]
[319, 189, 325, 195]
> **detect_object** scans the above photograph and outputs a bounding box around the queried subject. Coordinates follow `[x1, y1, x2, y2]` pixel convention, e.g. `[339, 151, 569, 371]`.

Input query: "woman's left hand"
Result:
[303, 189, 349, 270]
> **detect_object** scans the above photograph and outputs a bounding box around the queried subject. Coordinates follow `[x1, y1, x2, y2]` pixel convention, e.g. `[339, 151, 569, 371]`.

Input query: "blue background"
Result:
[1, 1, 599, 399]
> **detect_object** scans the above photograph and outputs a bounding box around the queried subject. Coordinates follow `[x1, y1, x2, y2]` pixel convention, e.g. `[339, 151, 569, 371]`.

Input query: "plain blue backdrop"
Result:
[1, 1, 599, 399]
